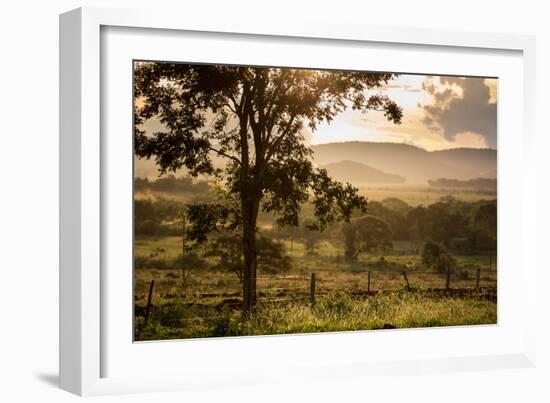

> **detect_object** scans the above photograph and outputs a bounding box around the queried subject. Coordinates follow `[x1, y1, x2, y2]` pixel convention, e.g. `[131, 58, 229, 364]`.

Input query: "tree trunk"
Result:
[241, 195, 260, 319]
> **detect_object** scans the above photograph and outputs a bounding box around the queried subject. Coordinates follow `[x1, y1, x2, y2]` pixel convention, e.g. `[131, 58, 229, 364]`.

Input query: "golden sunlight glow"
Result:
[311, 74, 496, 150]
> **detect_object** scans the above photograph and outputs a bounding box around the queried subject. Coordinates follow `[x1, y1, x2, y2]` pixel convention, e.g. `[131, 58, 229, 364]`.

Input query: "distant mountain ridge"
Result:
[321, 160, 405, 185]
[135, 140, 497, 186]
[311, 141, 496, 185]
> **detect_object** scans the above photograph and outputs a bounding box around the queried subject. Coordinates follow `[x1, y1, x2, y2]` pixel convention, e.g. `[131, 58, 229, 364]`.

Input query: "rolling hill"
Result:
[321, 160, 405, 185]
[311, 141, 496, 185]
[135, 140, 497, 187]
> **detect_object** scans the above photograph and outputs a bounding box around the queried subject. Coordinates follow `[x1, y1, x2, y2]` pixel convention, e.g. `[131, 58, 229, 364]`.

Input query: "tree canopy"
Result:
[421, 240, 456, 272]
[342, 215, 393, 260]
[135, 64, 402, 229]
[207, 234, 291, 283]
[134, 63, 403, 315]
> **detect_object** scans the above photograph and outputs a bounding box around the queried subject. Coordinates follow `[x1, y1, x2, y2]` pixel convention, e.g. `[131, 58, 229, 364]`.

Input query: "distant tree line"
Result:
[135, 187, 496, 279]
[428, 177, 496, 191]
[134, 197, 184, 237]
[269, 195, 496, 260]
[405, 196, 496, 256]
[134, 63, 402, 316]
[135, 175, 211, 195]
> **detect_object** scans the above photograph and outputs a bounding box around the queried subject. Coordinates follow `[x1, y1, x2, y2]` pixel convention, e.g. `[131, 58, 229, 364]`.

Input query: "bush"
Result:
[422, 241, 456, 272]
[449, 237, 471, 254]
[207, 234, 292, 282]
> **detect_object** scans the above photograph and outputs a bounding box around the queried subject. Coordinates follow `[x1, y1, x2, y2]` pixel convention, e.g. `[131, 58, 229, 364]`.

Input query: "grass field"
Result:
[136, 185, 496, 208]
[357, 186, 496, 206]
[136, 290, 496, 341]
[134, 236, 497, 341]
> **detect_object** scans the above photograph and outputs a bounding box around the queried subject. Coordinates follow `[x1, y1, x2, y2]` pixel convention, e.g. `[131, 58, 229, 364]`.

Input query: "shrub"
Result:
[453, 269, 471, 280]
[207, 234, 292, 282]
[422, 241, 456, 272]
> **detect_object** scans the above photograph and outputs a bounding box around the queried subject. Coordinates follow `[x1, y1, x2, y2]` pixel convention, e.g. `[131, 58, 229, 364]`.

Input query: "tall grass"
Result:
[136, 291, 496, 341]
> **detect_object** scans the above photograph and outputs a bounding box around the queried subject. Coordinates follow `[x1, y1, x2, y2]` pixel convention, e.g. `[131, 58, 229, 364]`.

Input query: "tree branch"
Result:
[264, 72, 296, 144]
[265, 112, 298, 162]
[208, 147, 241, 165]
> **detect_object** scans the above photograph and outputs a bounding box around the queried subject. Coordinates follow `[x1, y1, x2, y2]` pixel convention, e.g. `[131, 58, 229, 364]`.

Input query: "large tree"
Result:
[134, 64, 402, 317]
[342, 215, 393, 260]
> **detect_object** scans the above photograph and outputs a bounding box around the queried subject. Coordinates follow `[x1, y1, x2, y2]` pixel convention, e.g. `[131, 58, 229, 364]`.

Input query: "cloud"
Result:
[421, 77, 497, 148]
[452, 131, 490, 148]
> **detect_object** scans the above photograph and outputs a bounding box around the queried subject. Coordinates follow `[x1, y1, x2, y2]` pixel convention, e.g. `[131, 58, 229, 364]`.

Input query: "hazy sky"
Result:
[138, 71, 498, 153]
[310, 74, 497, 150]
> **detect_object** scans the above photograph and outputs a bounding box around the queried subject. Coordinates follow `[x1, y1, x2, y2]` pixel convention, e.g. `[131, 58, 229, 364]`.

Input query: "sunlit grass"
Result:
[136, 291, 496, 341]
[134, 236, 497, 341]
[357, 186, 496, 207]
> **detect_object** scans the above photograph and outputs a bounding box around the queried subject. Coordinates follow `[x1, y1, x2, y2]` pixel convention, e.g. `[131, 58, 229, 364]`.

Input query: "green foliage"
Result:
[468, 229, 496, 252]
[136, 192, 497, 257]
[422, 200, 469, 247]
[474, 203, 496, 235]
[256, 236, 292, 274]
[134, 63, 405, 313]
[134, 255, 170, 270]
[206, 234, 291, 282]
[134, 250, 207, 272]
[185, 203, 234, 243]
[133, 231, 497, 341]
[449, 237, 470, 254]
[136, 292, 497, 341]
[403, 198, 497, 254]
[422, 241, 441, 266]
[406, 205, 428, 241]
[471, 203, 497, 252]
[134, 63, 403, 241]
[134, 197, 184, 236]
[342, 215, 393, 260]
[135, 175, 211, 195]
[367, 200, 410, 240]
[300, 218, 325, 255]
[421, 241, 456, 272]
[365, 257, 407, 271]
[175, 251, 208, 269]
[380, 197, 412, 215]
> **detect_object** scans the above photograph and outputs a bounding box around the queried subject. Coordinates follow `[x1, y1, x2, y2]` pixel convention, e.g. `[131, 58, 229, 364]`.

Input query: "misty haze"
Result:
[133, 62, 497, 341]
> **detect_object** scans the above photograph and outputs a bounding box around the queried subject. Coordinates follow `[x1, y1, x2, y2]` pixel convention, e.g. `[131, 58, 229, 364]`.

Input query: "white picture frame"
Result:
[60, 6, 537, 396]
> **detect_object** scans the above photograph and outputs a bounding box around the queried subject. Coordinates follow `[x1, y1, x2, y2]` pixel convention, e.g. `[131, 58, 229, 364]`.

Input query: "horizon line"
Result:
[309, 139, 496, 152]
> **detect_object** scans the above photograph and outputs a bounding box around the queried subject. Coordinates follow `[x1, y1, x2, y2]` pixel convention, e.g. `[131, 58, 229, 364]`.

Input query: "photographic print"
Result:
[133, 62, 497, 341]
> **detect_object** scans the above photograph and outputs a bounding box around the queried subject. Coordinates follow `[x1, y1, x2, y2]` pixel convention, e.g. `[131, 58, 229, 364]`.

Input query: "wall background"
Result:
[0, 1, 548, 401]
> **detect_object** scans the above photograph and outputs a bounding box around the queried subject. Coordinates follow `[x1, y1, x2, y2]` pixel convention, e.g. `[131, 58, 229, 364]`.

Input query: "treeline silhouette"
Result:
[135, 175, 211, 194]
[269, 195, 496, 256]
[135, 178, 496, 258]
[428, 177, 496, 191]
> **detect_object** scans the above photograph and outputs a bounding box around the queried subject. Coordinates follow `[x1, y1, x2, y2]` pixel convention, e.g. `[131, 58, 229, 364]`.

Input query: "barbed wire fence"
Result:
[136, 266, 497, 331]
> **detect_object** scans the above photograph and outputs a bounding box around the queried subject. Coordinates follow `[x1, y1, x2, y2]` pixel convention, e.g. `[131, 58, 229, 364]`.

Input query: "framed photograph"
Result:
[60, 7, 537, 396]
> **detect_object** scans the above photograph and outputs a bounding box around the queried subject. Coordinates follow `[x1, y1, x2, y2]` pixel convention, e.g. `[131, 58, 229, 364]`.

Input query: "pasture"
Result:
[357, 186, 497, 206]
[134, 237, 497, 341]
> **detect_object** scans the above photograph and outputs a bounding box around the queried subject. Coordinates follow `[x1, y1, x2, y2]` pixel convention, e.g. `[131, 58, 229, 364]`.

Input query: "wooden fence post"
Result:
[475, 268, 481, 289]
[367, 270, 371, 294]
[445, 267, 451, 290]
[402, 271, 410, 288]
[144, 279, 155, 325]
[310, 272, 316, 307]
